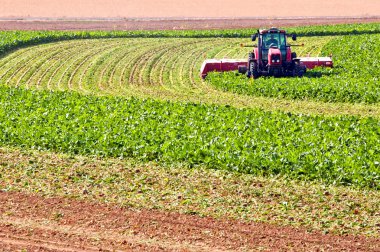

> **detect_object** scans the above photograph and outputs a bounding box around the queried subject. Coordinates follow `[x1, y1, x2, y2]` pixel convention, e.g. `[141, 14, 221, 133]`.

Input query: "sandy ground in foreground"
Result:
[0, 191, 379, 251]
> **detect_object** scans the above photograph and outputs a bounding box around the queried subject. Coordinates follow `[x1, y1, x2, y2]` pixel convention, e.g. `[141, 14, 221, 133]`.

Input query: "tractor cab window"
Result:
[262, 33, 286, 49]
[260, 32, 287, 61]
[279, 34, 286, 49]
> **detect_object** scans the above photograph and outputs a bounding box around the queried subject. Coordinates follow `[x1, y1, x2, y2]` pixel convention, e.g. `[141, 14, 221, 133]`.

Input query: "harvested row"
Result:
[0, 37, 237, 103]
[0, 37, 305, 96]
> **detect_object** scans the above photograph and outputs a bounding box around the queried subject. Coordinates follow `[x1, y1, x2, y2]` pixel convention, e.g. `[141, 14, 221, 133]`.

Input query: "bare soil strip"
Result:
[1, 17, 379, 31]
[0, 191, 378, 251]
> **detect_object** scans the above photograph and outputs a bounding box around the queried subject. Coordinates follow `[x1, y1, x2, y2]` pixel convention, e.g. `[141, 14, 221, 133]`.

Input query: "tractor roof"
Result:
[259, 27, 286, 34]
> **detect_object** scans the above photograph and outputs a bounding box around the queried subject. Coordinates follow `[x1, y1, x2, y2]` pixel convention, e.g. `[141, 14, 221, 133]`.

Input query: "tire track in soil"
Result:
[0, 191, 378, 251]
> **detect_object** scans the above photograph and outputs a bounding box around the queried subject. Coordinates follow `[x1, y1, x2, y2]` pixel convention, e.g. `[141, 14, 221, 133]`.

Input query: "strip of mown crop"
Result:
[1, 86, 380, 189]
[207, 33, 380, 104]
[1, 147, 379, 237]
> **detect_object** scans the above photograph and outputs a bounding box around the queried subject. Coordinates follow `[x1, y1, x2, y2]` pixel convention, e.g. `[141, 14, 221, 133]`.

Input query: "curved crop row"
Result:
[0, 37, 241, 96]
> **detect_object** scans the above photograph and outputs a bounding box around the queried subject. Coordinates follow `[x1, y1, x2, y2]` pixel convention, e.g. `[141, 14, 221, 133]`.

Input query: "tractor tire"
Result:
[238, 65, 247, 74]
[248, 52, 255, 61]
[246, 53, 255, 77]
[249, 61, 259, 79]
[246, 70, 252, 78]
[294, 64, 305, 77]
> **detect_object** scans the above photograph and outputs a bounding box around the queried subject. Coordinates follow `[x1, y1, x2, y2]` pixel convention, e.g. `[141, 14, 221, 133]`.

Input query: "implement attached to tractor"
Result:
[200, 27, 333, 79]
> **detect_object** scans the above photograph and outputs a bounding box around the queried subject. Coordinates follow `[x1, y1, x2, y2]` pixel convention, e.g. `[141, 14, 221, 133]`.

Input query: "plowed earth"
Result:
[0, 191, 379, 251]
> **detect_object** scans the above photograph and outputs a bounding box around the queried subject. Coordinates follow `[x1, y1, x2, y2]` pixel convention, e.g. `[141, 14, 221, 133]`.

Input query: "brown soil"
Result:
[0, 191, 379, 251]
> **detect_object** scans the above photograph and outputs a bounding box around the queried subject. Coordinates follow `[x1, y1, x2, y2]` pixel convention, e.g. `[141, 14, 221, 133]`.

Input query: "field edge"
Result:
[1, 146, 379, 238]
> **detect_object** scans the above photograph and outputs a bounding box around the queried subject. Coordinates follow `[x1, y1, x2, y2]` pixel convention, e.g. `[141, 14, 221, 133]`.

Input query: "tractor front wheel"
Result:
[294, 64, 305, 77]
[248, 61, 259, 78]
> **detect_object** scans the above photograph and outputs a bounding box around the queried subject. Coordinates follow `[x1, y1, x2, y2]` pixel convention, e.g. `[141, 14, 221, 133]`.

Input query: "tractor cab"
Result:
[252, 28, 295, 65]
[260, 30, 287, 62]
[249, 27, 301, 77]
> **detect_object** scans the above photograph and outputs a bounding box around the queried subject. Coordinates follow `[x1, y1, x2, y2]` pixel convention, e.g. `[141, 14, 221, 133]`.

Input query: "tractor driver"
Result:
[266, 34, 278, 48]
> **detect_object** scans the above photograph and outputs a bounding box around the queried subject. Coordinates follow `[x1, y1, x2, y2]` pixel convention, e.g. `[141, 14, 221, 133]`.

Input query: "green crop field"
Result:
[0, 23, 380, 236]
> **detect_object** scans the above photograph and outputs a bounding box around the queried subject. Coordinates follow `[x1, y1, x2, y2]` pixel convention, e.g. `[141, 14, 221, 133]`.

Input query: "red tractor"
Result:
[242, 27, 305, 78]
[200, 27, 333, 79]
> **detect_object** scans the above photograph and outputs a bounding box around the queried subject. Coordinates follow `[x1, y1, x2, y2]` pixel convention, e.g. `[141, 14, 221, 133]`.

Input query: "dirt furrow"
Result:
[0, 191, 378, 251]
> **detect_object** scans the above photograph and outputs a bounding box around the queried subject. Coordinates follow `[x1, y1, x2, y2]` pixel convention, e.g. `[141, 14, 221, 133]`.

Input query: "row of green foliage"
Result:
[207, 34, 380, 103]
[1, 86, 379, 189]
[1, 23, 379, 55]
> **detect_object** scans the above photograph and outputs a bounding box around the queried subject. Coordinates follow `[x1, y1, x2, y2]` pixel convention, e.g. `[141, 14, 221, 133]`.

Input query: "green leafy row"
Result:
[1, 23, 379, 55]
[1, 86, 379, 189]
[207, 33, 380, 103]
